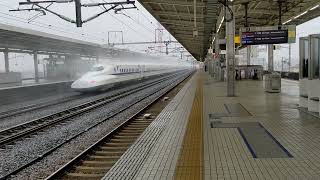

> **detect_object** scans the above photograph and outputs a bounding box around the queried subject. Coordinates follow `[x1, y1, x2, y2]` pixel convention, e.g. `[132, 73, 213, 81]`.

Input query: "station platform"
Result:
[0, 79, 72, 90]
[103, 70, 320, 180]
[0, 79, 73, 105]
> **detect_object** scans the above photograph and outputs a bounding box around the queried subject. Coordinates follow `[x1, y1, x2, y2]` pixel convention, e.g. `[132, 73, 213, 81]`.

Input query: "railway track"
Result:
[0, 72, 175, 120]
[0, 72, 182, 147]
[46, 70, 192, 180]
[0, 69, 190, 180]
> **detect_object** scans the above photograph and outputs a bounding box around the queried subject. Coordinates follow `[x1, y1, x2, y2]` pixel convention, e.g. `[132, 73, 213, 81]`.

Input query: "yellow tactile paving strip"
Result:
[174, 73, 203, 180]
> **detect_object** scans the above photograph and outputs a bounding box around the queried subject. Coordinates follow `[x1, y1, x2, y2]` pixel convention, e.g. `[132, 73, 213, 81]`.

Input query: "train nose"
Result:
[71, 80, 89, 89]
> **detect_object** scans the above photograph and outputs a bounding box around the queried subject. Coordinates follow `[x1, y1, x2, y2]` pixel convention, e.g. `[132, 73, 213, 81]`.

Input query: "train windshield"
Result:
[90, 66, 104, 72]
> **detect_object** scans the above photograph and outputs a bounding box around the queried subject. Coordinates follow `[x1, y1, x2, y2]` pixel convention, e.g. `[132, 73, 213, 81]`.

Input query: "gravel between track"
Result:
[0, 71, 191, 179]
[0, 73, 175, 131]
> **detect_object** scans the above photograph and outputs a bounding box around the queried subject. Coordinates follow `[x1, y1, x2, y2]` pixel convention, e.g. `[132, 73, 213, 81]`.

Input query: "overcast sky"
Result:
[0, 0, 175, 52]
[0, 0, 188, 74]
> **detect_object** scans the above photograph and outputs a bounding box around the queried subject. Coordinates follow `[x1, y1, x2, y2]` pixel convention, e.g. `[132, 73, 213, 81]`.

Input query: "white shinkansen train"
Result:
[71, 64, 184, 92]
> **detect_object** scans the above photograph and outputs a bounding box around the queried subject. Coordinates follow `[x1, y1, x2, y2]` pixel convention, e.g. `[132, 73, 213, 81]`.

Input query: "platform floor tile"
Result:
[174, 71, 204, 180]
[204, 75, 320, 180]
[102, 73, 198, 180]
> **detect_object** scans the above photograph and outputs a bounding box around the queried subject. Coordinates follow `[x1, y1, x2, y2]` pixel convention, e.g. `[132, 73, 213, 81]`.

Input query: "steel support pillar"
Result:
[226, 4, 235, 96]
[247, 46, 251, 65]
[4, 48, 9, 73]
[210, 54, 215, 77]
[268, 44, 274, 72]
[214, 33, 220, 80]
[34, 51, 39, 83]
[288, 43, 291, 72]
[208, 57, 212, 75]
[235, 48, 240, 65]
[211, 58, 214, 77]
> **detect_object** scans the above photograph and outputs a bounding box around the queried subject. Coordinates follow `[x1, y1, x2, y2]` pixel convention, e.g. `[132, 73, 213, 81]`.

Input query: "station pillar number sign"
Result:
[239, 25, 296, 46]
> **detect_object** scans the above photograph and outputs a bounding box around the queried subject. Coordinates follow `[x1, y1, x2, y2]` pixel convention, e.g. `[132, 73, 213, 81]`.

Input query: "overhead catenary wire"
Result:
[0, 12, 106, 43]
[135, 3, 157, 29]
[89, 0, 154, 41]
[1, 1, 151, 43]
[0, 3, 109, 43]
[3, 0, 160, 44]
[102, 0, 156, 35]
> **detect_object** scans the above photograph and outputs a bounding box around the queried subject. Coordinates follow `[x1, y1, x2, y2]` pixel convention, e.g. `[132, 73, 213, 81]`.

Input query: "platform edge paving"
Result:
[102, 72, 198, 180]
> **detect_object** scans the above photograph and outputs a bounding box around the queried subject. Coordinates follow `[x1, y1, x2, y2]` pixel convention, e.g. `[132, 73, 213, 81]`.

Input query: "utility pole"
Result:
[75, 0, 82, 27]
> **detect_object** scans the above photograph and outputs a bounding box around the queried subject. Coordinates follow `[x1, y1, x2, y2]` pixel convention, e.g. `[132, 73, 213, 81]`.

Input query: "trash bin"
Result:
[264, 72, 281, 93]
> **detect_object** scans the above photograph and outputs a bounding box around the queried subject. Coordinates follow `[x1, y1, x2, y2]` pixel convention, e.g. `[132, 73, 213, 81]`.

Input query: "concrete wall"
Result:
[0, 81, 73, 105]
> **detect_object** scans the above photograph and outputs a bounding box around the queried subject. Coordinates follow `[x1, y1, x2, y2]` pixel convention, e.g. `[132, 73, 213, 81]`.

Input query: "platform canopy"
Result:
[0, 23, 116, 58]
[138, 0, 219, 61]
[231, 0, 320, 31]
[138, 0, 320, 61]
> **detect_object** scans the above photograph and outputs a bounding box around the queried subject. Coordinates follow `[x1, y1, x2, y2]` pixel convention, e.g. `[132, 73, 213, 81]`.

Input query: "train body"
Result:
[71, 64, 183, 92]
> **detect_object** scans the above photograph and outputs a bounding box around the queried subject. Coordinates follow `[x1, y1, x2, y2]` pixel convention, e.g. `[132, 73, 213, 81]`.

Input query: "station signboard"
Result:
[239, 25, 296, 45]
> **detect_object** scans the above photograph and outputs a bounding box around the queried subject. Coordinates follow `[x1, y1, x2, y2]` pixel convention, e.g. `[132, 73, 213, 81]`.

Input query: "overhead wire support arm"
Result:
[9, 8, 46, 15]
[11, 0, 137, 27]
[19, 0, 74, 5]
[82, 1, 135, 7]
[33, 3, 76, 24]
[11, 0, 76, 24]
[82, 5, 119, 23]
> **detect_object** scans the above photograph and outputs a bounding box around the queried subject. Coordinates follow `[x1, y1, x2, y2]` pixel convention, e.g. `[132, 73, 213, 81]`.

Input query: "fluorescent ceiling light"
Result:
[294, 11, 308, 19]
[310, 4, 319, 10]
[283, 19, 292, 25]
[217, 16, 224, 33]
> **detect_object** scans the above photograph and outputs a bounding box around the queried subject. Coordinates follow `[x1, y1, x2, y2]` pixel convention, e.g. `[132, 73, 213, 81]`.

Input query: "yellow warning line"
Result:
[174, 72, 203, 180]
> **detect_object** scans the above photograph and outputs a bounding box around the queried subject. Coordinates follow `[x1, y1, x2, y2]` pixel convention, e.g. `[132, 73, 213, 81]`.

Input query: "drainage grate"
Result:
[224, 103, 252, 116]
[209, 113, 230, 118]
[209, 103, 252, 119]
[211, 122, 293, 158]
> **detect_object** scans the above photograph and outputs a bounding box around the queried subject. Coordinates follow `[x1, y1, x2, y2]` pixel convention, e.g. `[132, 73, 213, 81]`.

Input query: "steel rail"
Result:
[45, 71, 193, 180]
[0, 94, 83, 119]
[0, 72, 180, 147]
